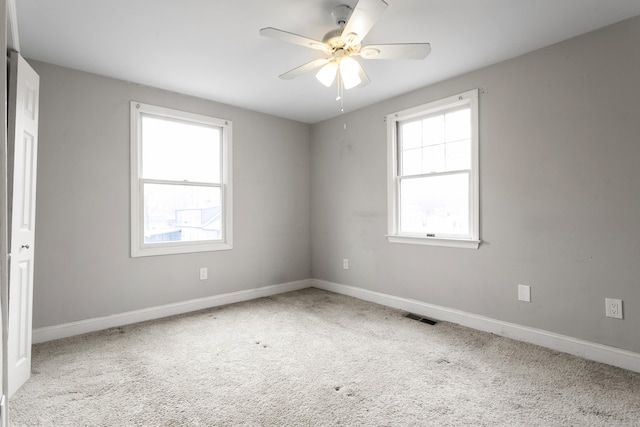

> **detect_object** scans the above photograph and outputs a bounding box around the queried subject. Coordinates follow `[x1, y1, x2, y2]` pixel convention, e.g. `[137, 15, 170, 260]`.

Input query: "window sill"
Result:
[132, 241, 232, 257]
[387, 235, 481, 249]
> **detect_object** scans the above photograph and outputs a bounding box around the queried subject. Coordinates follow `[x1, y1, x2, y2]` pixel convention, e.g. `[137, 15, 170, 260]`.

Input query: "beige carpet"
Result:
[10, 288, 640, 426]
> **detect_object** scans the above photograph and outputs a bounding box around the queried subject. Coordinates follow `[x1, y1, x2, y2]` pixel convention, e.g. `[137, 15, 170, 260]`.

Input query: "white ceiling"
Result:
[15, 0, 640, 124]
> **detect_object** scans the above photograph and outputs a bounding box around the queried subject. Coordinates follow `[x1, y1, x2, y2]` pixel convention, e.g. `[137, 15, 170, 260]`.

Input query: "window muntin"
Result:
[399, 108, 471, 176]
[387, 90, 479, 249]
[131, 102, 232, 256]
[142, 116, 221, 183]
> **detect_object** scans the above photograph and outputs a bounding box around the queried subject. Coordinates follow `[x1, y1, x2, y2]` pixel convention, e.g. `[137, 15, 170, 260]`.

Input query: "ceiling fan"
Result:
[260, 0, 431, 93]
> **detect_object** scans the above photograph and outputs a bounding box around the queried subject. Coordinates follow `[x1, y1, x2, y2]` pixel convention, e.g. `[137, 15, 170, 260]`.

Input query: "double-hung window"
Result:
[130, 102, 232, 257]
[387, 89, 480, 249]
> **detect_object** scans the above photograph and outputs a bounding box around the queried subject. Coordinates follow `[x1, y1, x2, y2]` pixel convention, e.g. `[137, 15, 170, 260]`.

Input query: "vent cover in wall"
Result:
[404, 313, 438, 325]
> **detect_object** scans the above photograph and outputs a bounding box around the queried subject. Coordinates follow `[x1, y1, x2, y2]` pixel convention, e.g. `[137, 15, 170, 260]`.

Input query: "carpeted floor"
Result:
[9, 288, 640, 426]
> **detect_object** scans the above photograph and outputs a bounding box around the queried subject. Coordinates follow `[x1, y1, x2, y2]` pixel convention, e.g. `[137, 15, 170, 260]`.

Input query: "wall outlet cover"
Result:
[605, 298, 623, 319]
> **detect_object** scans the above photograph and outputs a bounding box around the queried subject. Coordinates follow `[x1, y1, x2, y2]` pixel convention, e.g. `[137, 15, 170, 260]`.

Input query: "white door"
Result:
[7, 51, 39, 398]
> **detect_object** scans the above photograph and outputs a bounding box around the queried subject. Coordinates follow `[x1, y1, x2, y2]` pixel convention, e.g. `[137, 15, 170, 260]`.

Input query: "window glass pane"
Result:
[445, 108, 471, 143]
[422, 144, 445, 174]
[399, 173, 469, 236]
[143, 183, 222, 243]
[445, 139, 471, 171]
[400, 120, 422, 150]
[142, 116, 221, 183]
[422, 115, 445, 146]
[401, 148, 422, 176]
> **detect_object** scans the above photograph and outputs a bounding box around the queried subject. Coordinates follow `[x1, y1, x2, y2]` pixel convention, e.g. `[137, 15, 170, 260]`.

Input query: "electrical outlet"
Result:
[518, 284, 531, 302]
[199, 267, 208, 281]
[343, 259, 349, 270]
[605, 298, 623, 319]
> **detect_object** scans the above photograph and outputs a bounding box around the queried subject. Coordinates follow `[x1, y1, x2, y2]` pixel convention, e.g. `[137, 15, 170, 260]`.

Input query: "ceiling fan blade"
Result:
[360, 43, 431, 60]
[341, 0, 388, 47]
[260, 27, 329, 52]
[279, 58, 331, 80]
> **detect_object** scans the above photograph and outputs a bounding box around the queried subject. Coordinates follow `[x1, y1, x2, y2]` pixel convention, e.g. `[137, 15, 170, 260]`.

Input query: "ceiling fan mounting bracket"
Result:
[331, 5, 353, 26]
[323, 5, 355, 50]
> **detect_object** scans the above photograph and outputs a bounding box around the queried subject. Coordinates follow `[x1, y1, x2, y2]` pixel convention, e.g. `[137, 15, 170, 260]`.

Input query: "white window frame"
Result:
[130, 101, 233, 257]
[386, 89, 480, 249]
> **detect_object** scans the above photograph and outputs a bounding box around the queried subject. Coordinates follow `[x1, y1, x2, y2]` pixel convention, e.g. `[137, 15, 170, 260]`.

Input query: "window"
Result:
[387, 89, 479, 249]
[130, 102, 232, 257]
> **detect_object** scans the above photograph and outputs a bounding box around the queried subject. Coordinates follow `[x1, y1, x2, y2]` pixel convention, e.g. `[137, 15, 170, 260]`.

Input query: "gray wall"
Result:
[32, 15, 640, 355]
[32, 61, 311, 328]
[311, 16, 640, 353]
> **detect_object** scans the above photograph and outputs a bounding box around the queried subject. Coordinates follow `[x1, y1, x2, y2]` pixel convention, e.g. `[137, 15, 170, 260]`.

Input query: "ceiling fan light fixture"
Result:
[339, 56, 362, 89]
[316, 62, 338, 87]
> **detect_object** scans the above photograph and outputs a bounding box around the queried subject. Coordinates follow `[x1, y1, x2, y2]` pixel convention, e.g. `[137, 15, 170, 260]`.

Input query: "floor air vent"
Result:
[404, 313, 438, 325]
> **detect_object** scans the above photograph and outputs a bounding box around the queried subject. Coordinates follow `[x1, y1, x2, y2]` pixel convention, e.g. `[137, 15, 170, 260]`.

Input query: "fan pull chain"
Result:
[337, 72, 344, 112]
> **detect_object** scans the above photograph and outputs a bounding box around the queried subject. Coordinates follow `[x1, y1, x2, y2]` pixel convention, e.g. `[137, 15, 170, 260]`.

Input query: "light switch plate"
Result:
[518, 284, 531, 302]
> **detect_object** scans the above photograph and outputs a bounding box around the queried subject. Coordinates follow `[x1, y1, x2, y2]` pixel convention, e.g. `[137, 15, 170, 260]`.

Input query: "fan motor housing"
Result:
[322, 28, 344, 48]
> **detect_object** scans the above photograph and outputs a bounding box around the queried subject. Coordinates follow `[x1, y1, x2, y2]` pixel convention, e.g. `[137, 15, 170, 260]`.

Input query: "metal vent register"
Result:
[404, 313, 438, 325]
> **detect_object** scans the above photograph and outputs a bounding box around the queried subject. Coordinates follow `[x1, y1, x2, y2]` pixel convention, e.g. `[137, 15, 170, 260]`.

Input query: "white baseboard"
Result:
[33, 277, 640, 374]
[32, 279, 313, 344]
[312, 279, 640, 374]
